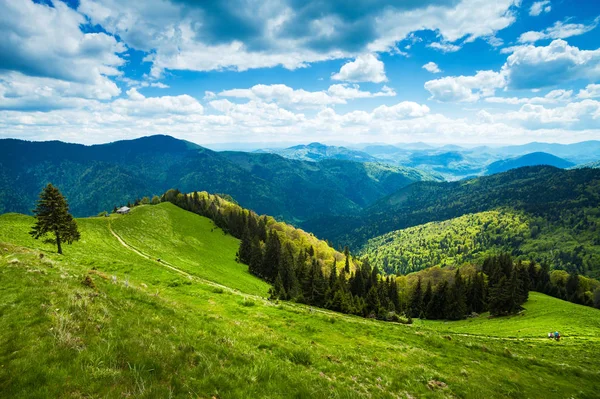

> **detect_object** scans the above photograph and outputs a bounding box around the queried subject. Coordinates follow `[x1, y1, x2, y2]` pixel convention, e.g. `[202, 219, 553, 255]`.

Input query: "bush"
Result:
[241, 299, 255, 307]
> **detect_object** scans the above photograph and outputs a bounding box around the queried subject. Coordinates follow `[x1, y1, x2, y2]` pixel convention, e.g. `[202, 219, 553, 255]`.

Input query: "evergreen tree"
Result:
[446, 269, 467, 320]
[427, 280, 448, 319]
[566, 273, 580, 303]
[422, 281, 433, 318]
[278, 243, 299, 299]
[344, 246, 350, 273]
[262, 230, 281, 282]
[409, 277, 424, 318]
[30, 183, 80, 255]
[237, 227, 253, 264]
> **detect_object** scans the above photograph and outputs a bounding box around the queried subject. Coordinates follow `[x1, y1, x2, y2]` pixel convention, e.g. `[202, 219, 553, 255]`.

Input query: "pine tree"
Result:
[427, 280, 448, 319]
[344, 246, 350, 273]
[262, 230, 281, 282]
[422, 281, 433, 318]
[446, 269, 467, 320]
[237, 227, 253, 264]
[409, 277, 424, 318]
[279, 243, 299, 299]
[30, 184, 80, 255]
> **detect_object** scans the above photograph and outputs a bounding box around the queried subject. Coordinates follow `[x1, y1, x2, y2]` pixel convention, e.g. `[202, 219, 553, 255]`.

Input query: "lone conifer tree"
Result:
[30, 184, 80, 254]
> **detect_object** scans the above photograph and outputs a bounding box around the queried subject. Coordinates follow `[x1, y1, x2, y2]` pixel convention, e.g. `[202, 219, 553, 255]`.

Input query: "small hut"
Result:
[116, 206, 131, 214]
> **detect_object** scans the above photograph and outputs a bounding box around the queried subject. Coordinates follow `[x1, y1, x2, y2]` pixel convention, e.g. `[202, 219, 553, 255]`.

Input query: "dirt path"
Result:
[106, 221, 378, 325]
[108, 221, 263, 298]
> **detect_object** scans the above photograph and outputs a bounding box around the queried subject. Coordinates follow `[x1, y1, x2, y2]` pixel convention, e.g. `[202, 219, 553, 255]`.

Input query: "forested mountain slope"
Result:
[484, 152, 574, 175]
[362, 209, 600, 278]
[0, 135, 438, 220]
[303, 166, 600, 252]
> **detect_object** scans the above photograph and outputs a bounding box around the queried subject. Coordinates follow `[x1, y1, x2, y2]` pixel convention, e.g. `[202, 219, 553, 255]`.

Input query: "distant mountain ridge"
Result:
[256, 142, 378, 163]
[484, 152, 575, 175]
[0, 135, 438, 219]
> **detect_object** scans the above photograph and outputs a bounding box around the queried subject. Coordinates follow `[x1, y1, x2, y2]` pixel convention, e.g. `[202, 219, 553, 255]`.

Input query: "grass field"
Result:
[1, 203, 599, 398]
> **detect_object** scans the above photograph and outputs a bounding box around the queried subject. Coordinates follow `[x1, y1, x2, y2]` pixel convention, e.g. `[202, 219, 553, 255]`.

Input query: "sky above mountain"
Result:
[0, 0, 599, 146]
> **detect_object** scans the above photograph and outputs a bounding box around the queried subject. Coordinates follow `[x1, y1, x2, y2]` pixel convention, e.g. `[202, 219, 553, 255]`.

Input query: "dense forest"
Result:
[0, 136, 436, 220]
[305, 166, 600, 275]
[362, 209, 600, 278]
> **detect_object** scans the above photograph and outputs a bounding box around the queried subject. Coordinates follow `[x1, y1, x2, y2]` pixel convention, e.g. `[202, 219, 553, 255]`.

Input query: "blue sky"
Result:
[0, 0, 599, 147]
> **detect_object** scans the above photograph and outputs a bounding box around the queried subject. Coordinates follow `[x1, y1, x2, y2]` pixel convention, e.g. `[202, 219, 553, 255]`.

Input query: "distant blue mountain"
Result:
[257, 142, 379, 163]
[484, 152, 575, 175]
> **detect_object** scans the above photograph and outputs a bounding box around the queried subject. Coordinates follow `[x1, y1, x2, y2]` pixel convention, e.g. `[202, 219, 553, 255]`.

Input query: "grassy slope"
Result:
[423, 292, 600, 339]
[110, 203, 269, 296]
[1, 208, 599, 398]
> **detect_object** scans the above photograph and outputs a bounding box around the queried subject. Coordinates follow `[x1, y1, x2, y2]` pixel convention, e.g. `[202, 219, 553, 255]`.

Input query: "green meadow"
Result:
[1, 203, 599, 398]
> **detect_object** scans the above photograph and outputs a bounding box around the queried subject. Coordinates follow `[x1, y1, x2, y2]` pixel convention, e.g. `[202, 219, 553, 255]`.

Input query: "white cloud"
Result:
[489, 100, 600, 129]
[518, 19, 598, 43]
[203, 91, 217, 100]
[218, 83, 395, 108]
[2, 93, 598, 145]
[428, 42, 461, 53]
[372, 102, 430, 119]
[485, 89, 572, 105]
[331, 54, 387, 83]
[578, 84, 600, 99]
[503, 39, 600, 89]
[111, 89, 204, 116]
[0, 71, 120, 111]
[529, 1, 551, 17]
[0, 0, 125, 83]
[369, 0, 519, 53]
[424, 71, 506, 102]
[327, 84, 396, 100]
[422, 62, 442, 74]
[75, 0, 520, 75]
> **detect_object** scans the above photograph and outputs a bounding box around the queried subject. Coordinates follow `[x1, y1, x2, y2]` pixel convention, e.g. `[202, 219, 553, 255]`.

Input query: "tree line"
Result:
[148, 190, 600, 316]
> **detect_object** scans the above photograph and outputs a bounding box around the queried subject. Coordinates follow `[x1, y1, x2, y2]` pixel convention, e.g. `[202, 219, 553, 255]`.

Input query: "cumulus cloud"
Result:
[331, 54, 387, 83]
[518, 19, 598, 43]
[76, 0, 520, 75]
[0, 0, 125, 84]
[485, 89, 572, 105]
[422, 62, 442, 73]
[503, 39, 600, 89]
[428, 42, 461, 53]
[2, 92, 597, 145]
[529, 1, 551, 17]
[489, 100, 600, 130]
[0, 71, 120, 111]
[218, 83, 395, 108]
[111, 88, 204, 116]
[0, 0, 127, 111]
[424, 71, 506, 102]
[578, 84, 600, 99]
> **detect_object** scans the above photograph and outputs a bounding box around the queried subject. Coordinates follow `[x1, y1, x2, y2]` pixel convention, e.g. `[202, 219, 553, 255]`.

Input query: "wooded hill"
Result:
[0, 135, 438, 220]
[304, 166, 600, 276]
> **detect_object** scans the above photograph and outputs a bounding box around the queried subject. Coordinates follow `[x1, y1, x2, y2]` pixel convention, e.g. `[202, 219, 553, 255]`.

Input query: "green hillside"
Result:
[1, 205, 599, 398]
[305, 166, 600, 275]
[424, 292, 600, 339]
[0, 204, 270, 297]
[362, 209, 600, 278]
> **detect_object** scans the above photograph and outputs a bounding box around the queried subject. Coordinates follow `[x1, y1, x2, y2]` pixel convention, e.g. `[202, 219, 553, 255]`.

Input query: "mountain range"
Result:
[0, 135, 438, 220]
[257, 141, 598, 180]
